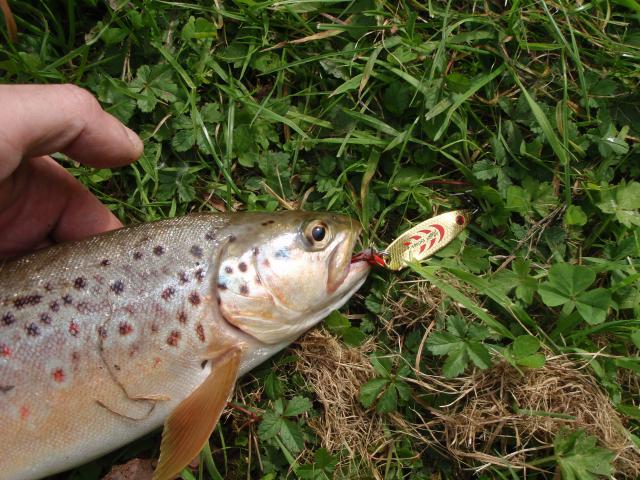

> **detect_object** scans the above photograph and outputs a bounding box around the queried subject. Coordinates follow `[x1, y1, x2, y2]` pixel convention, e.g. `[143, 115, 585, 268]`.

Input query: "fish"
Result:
[0, 210, 370, 480]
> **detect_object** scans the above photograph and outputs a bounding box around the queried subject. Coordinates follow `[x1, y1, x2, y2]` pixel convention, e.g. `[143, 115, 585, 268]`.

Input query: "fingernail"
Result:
[125, 126, 144, 156]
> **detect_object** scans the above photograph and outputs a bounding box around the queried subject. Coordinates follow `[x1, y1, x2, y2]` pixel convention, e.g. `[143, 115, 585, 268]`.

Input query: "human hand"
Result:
[0, 84, 143, 258]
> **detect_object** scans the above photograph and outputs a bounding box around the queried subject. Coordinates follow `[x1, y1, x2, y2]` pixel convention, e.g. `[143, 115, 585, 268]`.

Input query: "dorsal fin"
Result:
[152, 347, 241, 480]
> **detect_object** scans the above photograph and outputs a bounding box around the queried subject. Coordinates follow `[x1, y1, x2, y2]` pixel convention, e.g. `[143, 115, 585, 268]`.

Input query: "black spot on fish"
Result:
[100, 259, 111, 267]
[97, 326, 108, 339]
[217, 282, 227, 291]
[190, 245, 203, 259]
[73, 277, 87, 290]
[177, 311, 188, 324]
[2, 312, 15, 326]
[161, 287, 176, 301]
[14, 294, 42, 310]
[228, 235, 236, 243]
[76, 302, 91, 315]
[178, 271, 189, 284]
[50, 301, 60, 312]
[239, 284, 249, 295]
[205, 231, 216, 241]
[0, 385, 14, 394]
[238, 262, 247, 272]
[261, 220, 275, 226]
[26, 323, 40, 336]
[200, 360, 208, 369]
[224, 266, 233, 274]
[40, 313, 52, 325]
[111, 280, 125, 295]
[255, 275, 261, 285]
[153, 246, 165, 256]
[216, 295, 221, 305]
[274, 248, 289, 259]
[61, 294, 73, 306]
[195, 268, 205, 283]
[196, 323, 205, 342]
[133, 251, 143, 260]
[253, 247, 259, 256]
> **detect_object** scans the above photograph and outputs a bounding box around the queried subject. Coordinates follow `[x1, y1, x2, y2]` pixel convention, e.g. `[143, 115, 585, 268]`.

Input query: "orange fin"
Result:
[0, 0, 17, 42]
[152, 347, 241, 480]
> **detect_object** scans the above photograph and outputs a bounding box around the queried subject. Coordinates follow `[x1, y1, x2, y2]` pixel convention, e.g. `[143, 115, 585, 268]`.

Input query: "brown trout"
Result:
[0, 211, 370, 480]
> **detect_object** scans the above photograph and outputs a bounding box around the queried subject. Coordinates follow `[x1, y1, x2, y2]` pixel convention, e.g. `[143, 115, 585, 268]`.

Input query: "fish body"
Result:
[0, 211, 370, 480]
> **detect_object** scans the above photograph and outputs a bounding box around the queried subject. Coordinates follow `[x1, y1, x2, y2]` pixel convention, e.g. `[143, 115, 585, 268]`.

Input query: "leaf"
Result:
[631, 330, 640, 349]
[517, 353, 546, 368]
[575, 288, 611, 325]
[597, 182, 640, 228]
[171, 128, 196, 152]
[442, 347, 469, 378]
[359, 378, 389, 408]
[466, 341, 491, 370]
[512, 335, 540, 358]
[425, 331, 461, 356]
[376, 384, 398, 413]
[565, 205, 588, 226]
[283, 396, 312, 417]
[554, 429, 614, 479]
[279, 418, 305, 453]
[258, 411, 283, 441]
[264, 372, 283, 400]
[538, 263, 596, 308]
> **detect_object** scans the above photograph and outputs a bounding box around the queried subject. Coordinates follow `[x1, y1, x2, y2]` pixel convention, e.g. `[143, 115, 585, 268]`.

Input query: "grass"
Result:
[2, 0, 640, 478]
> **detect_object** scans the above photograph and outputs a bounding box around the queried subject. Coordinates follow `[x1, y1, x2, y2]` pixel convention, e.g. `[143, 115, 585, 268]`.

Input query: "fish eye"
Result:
[304, 221, 330, 247]
[312, 225, 326, 241]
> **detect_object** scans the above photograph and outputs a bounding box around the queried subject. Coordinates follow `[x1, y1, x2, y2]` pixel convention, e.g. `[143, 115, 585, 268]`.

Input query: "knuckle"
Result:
[60, 84, 101, 117]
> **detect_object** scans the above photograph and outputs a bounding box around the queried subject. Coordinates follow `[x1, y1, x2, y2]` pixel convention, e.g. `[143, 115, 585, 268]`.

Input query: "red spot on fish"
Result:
[177, 311, 188, 324]
[238, 262, 247, 272]
[119, 322, 134, 335]
[153, 246, 165, 256]
[52, 368, 65, 383]
[166, 330, 181, 347]
[161, 287, 176, 301]
[0, 344, 11, 357]
[456, 215, 465, 225]
[20, 405, 30, 420]
[68, 321, 80, 337]
[151, 322, 159, 333]
[262, 259, 270, 268]
[153, 357, 162, 368]
[73, 277, 87, 289]
[195, 323, 205, 342]
[189, 292, 201, 306]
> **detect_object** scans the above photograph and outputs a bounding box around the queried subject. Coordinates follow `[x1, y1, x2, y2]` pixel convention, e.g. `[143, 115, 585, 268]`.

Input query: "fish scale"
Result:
[0, 211, 371, 480]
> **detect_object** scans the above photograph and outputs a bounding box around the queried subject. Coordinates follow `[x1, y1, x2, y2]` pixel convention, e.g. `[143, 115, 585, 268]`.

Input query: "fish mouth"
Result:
[327, 235, 371, 295]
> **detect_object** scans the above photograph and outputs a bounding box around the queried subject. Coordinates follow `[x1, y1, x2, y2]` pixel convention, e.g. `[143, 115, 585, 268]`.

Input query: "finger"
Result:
[0, 156, 123, 258]
[0, 84, 143, 180]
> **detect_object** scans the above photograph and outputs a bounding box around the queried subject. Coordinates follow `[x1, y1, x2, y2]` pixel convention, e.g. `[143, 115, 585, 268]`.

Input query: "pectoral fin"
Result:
[153, 347, 241, 480]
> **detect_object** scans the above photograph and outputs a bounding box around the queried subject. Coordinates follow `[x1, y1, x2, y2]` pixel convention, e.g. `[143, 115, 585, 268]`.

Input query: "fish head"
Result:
[216, 211, 370, 344]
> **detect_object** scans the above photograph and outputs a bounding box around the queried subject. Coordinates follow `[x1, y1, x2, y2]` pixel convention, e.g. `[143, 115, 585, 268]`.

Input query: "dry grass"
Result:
[294, 329, 387, 477]
[408, 354, 640, 477]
